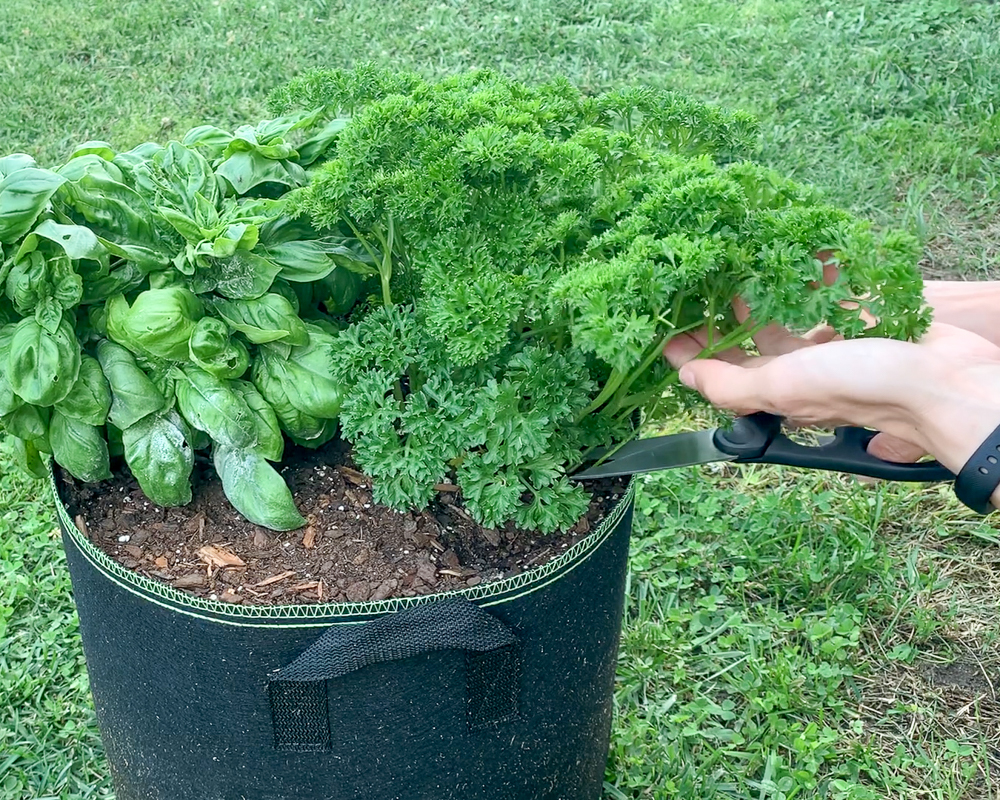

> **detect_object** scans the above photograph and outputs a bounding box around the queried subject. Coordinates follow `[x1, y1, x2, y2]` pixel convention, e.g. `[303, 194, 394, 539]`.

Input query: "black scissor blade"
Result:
[573, 429, 736, 480]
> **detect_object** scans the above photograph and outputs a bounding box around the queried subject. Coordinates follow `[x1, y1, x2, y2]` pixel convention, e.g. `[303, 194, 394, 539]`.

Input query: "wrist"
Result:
[912, 361, 1000, 509]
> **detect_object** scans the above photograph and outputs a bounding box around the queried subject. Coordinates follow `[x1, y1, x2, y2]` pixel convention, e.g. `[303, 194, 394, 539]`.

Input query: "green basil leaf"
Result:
[5, 251, 47, 313]
[56, 154, 124, 184]
[280, 325, 344, 418]
[251, 353, 330, 442]
[157, 206, 205, 243]
[57, 172, 156, 246]
[80, 261, 144, 304]
[193, 192, 220, 231]
[10, 436, 48, 479]
[212, 250, 282, 300]
[35, 296, 63, 334]
[3, 403, 49, 450]
[0, 368, 22, 416]
[55, 354, 112, 426]
[106, 288, 203, 360]
[296, 118, 349, 166]
[317, 267, 363, 315]
[174, 367, 256, 449]
[49, 409, 111, 483]
[211, 293, 308, 344]
[258, 240, 337, 283]
[181, 125, 234, 159]
[31, 219, 108, 261]
[0, 154, 38, 179]
[253, 109, 323, 143]
[50, 253, 83, 308]
[188, 317, 249, 380]
[0, 168, 67, 244]
[122, 410, 194, 507]
[188, 317, 230, 360]
[216, 150, 305, 196]
[95, 236, 171, 274]
[156, 141, 219, 212]
[68, 141, 116, 161]
[231, 380, 284, 462]
[96, 339, 167, 428]
[7, 315, 81, 406]
[214, 445, 305, 531]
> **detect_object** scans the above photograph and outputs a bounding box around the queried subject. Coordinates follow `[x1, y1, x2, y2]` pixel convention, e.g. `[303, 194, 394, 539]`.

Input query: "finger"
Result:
[678, 359, 772, 415]
[662, 332, 706, 369]
[867, 432, 927, 463]
[663, 329, 754, 367]
[735, 297, 820, 357]
[803, 324, 840, 344]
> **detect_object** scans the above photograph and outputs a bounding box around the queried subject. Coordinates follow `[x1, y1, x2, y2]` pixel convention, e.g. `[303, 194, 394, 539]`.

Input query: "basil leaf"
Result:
[230, 380, 284, 462]
[95, 236, 170, 274]
[251, 354, 330, 442]
[49, 410, 111, 483]
[0, 154, 38, 179]
[5, 251, 48, 314]
[106, 288, 203, 360]
[55, 354, 112, 426]
[211, 293, 308, 344]
[122, 411, 194, 508]
[258, 240, 337, 283]
[0, 369, 21, 416]
[212, 250, 282, 300]
[214, 445, 305, 531]
[158, 206, 205, 243]
[0, 168, 67, 243]
[188, 317, 250, 380]
[30, 219, 108, 261]
[56, 154, 125, 184]
[181, 125, 234, 160]
[280, 326, 344, 418]
[3, 403, 49, 450]
[216, 150, 305, 196]
[80, 261, 144, 304]
[10, 436, 48, 479]
[57, 172, 156, 246]
[296, 118, 349, 166]
[68, 141, 116, 161]
[156, 141, 219, 213]
[35, 296, 63, 334]
[96, 339, 167, 429]
[174, 367, 256, 449]
[7, 315, 81, 406]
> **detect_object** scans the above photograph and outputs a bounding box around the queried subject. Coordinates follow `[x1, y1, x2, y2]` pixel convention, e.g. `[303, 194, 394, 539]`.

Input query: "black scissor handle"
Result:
[714, 412, 955, 483]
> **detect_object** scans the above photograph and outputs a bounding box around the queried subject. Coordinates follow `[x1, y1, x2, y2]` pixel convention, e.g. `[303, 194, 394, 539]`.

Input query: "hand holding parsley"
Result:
[665, 319, 1000, 508]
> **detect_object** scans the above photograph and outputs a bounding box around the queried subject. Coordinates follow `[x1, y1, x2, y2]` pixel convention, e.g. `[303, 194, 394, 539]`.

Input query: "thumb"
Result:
[866, 431, 926, 463]
[679, 360, 768, 415]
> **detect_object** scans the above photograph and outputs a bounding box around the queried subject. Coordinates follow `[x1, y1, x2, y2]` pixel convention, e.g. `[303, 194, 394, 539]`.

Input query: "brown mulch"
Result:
[58, 439, 627, 607]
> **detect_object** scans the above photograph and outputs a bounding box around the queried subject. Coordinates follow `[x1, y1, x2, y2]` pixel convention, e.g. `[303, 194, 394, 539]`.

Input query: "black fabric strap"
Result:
[268, 598, 521, 750]
[955, 421, 1000, 514]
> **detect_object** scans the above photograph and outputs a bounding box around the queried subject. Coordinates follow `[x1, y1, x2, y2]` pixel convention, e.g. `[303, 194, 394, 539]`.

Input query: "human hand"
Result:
[664, 319, 1000, 480]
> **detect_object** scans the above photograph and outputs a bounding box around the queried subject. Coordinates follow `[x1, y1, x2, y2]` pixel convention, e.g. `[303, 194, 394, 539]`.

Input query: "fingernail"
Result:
[679, 365, 696, 388]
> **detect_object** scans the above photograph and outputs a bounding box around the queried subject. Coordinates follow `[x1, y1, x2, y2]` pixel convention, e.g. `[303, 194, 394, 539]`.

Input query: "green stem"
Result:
[607, 318, 764, 426]
[578, 368, 624, 421]
[608, 319, 705, 414]
[344, 217, 380, 268]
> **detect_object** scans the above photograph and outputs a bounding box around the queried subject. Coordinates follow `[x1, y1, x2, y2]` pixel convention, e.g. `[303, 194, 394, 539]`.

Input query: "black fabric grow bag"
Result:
[53, 473, 636, 800]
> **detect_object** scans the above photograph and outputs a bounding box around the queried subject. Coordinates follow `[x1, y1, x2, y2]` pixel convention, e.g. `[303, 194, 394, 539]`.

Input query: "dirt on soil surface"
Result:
[58, 439, 628, 607]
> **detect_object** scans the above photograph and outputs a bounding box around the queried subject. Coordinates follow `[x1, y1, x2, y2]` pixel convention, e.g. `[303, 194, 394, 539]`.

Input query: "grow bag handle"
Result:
[268, 597, 521, 751]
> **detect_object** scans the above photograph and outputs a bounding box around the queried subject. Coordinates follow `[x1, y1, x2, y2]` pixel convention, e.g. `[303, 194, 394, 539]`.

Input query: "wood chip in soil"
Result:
[57, 438, 627, 607]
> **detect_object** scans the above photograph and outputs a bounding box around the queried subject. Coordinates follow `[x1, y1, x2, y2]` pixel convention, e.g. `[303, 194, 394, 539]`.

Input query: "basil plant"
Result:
[0, 114, 368, 530]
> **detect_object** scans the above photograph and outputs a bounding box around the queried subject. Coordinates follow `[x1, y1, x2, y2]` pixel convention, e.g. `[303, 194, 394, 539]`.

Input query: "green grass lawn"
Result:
[1, 0, 999, 797]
